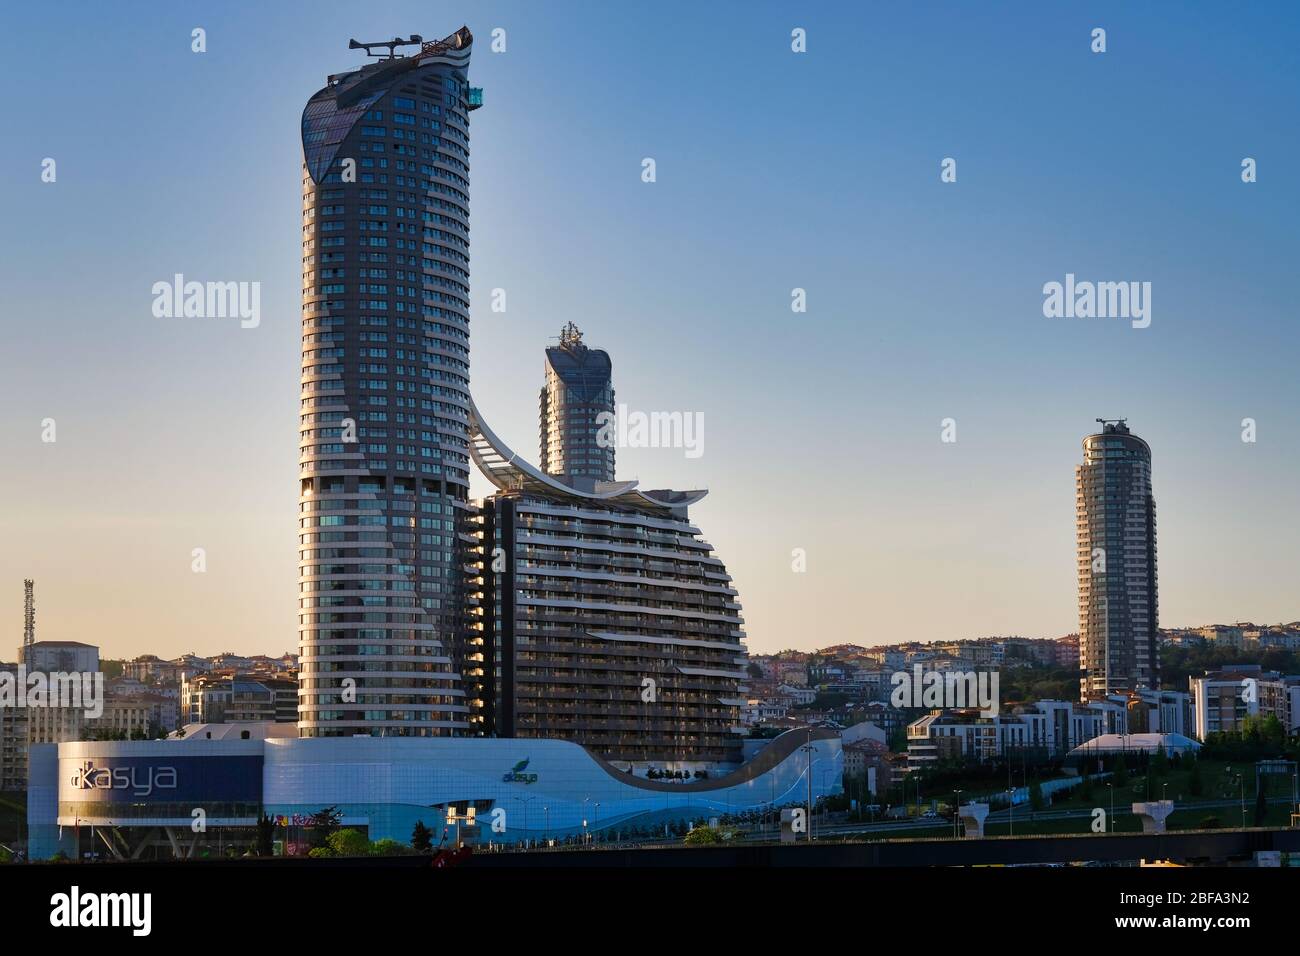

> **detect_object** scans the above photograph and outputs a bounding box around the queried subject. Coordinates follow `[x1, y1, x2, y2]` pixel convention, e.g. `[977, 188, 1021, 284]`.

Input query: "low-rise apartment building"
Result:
[180, 673, 299, 726]
[1189, 666, 1297, 739]
[905, 698, 1129, 770]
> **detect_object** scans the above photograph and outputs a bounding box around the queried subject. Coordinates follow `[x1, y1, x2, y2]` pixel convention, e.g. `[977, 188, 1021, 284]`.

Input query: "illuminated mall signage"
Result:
[502, 758, 538, 784]
[62, 754, 263, 804]
[273, 814, 315, 827]
[70, 761, 177, 797]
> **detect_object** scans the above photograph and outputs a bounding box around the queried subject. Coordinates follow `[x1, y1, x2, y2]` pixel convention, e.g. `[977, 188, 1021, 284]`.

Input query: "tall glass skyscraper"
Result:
[1075, 420, 1159, 699]
[297, 28, 482, 737]
[538, 323, 615, 485]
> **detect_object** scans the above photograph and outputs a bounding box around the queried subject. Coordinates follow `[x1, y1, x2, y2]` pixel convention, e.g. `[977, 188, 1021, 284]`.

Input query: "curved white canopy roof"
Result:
[468, 398, 707, 512]
[1068, 733, 1201, 756]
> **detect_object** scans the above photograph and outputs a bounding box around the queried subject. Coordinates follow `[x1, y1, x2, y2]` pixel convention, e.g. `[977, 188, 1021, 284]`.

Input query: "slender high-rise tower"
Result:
[1075, 419, 1159, 699]
[297, 29, 482, 737]
[539, 323, 615, 485]
[22, 578, 35, 663]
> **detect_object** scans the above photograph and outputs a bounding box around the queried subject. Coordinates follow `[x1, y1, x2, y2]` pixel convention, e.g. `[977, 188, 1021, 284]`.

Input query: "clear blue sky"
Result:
[2, 1, 1298, 659]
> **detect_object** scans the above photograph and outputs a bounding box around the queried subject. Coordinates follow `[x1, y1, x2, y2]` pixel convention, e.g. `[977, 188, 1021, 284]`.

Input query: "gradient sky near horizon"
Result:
[2, 1, 1298, 661]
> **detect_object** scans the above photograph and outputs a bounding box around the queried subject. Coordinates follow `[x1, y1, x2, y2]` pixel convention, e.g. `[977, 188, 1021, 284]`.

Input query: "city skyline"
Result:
[4, 3, 1300, 662]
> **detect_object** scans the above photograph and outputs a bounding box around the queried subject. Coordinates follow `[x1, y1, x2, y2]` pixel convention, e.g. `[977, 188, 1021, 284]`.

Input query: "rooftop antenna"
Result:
[348, 34, 424, 59]
[22, 579, 34, 662]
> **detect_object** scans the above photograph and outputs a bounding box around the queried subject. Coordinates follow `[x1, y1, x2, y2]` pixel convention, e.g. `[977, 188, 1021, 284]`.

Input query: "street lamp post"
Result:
[820, 769, 834, 833]
[799, 730, 815, 842]
[807, 730, 814, 842]
[512, 795, 535, 848]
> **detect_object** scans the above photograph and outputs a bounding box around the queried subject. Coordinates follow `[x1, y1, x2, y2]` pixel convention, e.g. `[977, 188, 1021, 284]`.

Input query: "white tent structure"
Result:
[1067, 732, 1202, 758]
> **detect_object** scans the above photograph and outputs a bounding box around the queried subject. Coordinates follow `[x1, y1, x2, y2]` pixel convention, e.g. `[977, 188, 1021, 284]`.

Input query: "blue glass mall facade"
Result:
[28, 729, 842, 859]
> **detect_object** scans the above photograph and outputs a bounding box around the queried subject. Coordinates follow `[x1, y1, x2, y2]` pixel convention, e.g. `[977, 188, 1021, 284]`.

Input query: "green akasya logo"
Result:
[502, 758, 538, 784]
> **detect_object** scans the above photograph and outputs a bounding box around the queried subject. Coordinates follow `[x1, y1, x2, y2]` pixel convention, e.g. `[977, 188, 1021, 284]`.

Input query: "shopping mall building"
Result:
[28, 725, 841, 860]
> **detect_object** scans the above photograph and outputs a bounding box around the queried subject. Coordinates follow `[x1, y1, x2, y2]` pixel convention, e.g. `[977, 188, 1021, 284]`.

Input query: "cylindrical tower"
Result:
[297, 28, 482, 737]
[538, 323, 615, 485]
[1075, 419, 1159, 699]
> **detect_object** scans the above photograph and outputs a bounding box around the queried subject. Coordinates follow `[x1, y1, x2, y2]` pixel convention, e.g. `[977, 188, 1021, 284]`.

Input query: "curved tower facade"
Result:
[480, 489, 749, 766]
[297, 28, 482, 737]
[476, 341, 749, 767]
[1075, 419, 1159, 699]
[539, 322, 615, 484]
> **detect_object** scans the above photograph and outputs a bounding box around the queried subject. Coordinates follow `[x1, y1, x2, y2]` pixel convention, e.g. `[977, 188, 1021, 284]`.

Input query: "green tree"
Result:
[1112, 755, 1128, 787]
[307, 805, 342, 850]
[1078, 774, 1094, 802]
[1260, 715, 1286, 745]
[256, 813, 275, 857]
[326, 828, 370, 857]
[684, 825, 734, 846]
[371, 838, 408, 856]
[1151, 748, 1168, 776]
[1029, 781, 1045, 812]
[1188, 759, 1203, 796]
[1242, 715, 1263, 744]
[411, 820, 433, 852]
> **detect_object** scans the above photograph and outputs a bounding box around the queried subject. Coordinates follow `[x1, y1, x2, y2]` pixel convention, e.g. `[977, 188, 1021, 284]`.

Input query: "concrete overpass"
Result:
[466, 826, 1300, 867]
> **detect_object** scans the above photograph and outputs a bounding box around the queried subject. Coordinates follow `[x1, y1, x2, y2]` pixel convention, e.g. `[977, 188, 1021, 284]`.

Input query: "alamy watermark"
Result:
[890, 665, 1000, 717]
[0, 667, 104, 718]
[50, 886, 151, 936]
[595, 404, 704, 459]
[152, 273, 261, 328]
[1042, 273, 1150, 329]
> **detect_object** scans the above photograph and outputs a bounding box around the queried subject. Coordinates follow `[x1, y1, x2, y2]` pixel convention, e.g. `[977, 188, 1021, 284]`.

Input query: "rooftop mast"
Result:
[347, 34, 424, 59]
[557, 322, 585, 349]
